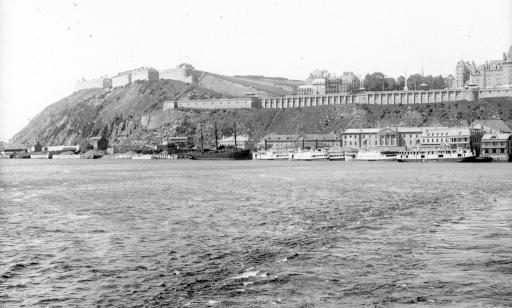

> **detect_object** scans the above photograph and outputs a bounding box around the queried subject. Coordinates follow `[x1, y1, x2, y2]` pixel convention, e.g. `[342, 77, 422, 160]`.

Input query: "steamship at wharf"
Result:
[252, 149, 293, 160]
[188, 122, 251, 160]
[290, 148, 329, 161]
[397, 148, 476, 162]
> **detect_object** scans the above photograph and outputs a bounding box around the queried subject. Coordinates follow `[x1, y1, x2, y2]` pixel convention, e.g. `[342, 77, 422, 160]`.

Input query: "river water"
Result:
[1, 160, 511, 307]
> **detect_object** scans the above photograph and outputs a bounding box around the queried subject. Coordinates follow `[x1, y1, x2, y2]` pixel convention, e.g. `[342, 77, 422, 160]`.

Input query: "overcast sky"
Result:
[1, 0, 511, 141]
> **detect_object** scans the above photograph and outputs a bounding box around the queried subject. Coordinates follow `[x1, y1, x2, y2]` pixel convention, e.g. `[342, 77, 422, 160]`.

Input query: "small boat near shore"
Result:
[397, 148, 476, 162]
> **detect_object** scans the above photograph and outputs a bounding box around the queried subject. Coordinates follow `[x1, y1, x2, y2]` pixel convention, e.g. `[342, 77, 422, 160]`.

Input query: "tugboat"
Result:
[188, 122, 251, 160]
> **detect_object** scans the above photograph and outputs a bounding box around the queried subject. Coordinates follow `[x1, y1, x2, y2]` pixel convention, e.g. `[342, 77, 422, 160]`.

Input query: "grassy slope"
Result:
[196, 71, 301, 97]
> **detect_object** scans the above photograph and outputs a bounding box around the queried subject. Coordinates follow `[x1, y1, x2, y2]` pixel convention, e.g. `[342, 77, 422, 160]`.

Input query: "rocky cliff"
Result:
[10, 77, 512, 148]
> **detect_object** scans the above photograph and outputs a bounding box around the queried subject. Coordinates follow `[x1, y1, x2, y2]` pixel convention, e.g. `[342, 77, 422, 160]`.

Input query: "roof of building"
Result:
[3, 143, 26, 150]
[393, 127, 424, 133]
[303, 133, 340, 140]
[263, 134, 302, 141]
[343, 128, 380, 134]
[482, 133, 512, 141]
[423, 127, 470, 137]
[472, 119, 511, 133]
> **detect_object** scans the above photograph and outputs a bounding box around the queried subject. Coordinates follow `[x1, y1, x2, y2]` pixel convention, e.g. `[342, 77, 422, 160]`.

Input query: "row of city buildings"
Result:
[0, 136, 109, 158]
[255, 119, 512, 161]
[292, 45, 512, 97]
[75, 63, 196, 91]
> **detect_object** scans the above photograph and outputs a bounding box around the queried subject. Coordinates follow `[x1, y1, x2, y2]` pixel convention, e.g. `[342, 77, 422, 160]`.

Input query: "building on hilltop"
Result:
[297, 70, 359, 95]
[75, 77, 112, 91]
[160, 63, 196, 83]
[455, 46, 512, 89]
[112, 67, 159, 88]
[112, 73, 131, 88]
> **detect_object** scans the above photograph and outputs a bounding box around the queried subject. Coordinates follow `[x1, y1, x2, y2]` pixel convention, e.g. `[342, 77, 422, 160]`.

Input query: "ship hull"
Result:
[397, 157, 475, 163]
[397, 149, 476, 163]
[188, 149, 251, 160]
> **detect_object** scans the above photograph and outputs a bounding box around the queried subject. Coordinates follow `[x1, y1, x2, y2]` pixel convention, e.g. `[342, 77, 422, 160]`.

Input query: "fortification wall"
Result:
[132, 69, 159, 82]
[178, 98, 260, 109]
[162, 89, 512, 111]
[259, 89, 512, 109]
[112, 74, 131, 88]
[478, 88, 512, 98]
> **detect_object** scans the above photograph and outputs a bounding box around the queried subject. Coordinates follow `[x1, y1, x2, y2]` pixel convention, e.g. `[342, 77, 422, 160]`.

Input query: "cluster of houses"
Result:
[0, 136, 109, 159]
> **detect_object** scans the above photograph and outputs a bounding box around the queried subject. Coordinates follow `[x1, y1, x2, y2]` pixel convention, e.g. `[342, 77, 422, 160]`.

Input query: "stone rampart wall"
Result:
[259, 89, 511, 109]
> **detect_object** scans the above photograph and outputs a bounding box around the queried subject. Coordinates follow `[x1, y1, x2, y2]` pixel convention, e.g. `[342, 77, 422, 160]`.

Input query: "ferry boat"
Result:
[253, 149, 294, 160]
[328, 147, 345, 161]
[355, 150, 397, 161]
[397, 148, 476, 162]
[290, 148, 329, 161]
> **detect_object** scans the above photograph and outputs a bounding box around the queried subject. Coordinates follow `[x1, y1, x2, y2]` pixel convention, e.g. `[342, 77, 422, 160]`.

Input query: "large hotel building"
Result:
[456, 46, 512, 89]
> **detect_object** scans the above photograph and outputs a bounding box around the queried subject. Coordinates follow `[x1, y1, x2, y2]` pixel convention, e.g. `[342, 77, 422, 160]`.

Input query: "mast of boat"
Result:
[233, 121, 237, 149]
[200, 123, 204, 152]
[214, 122, 218, 149]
